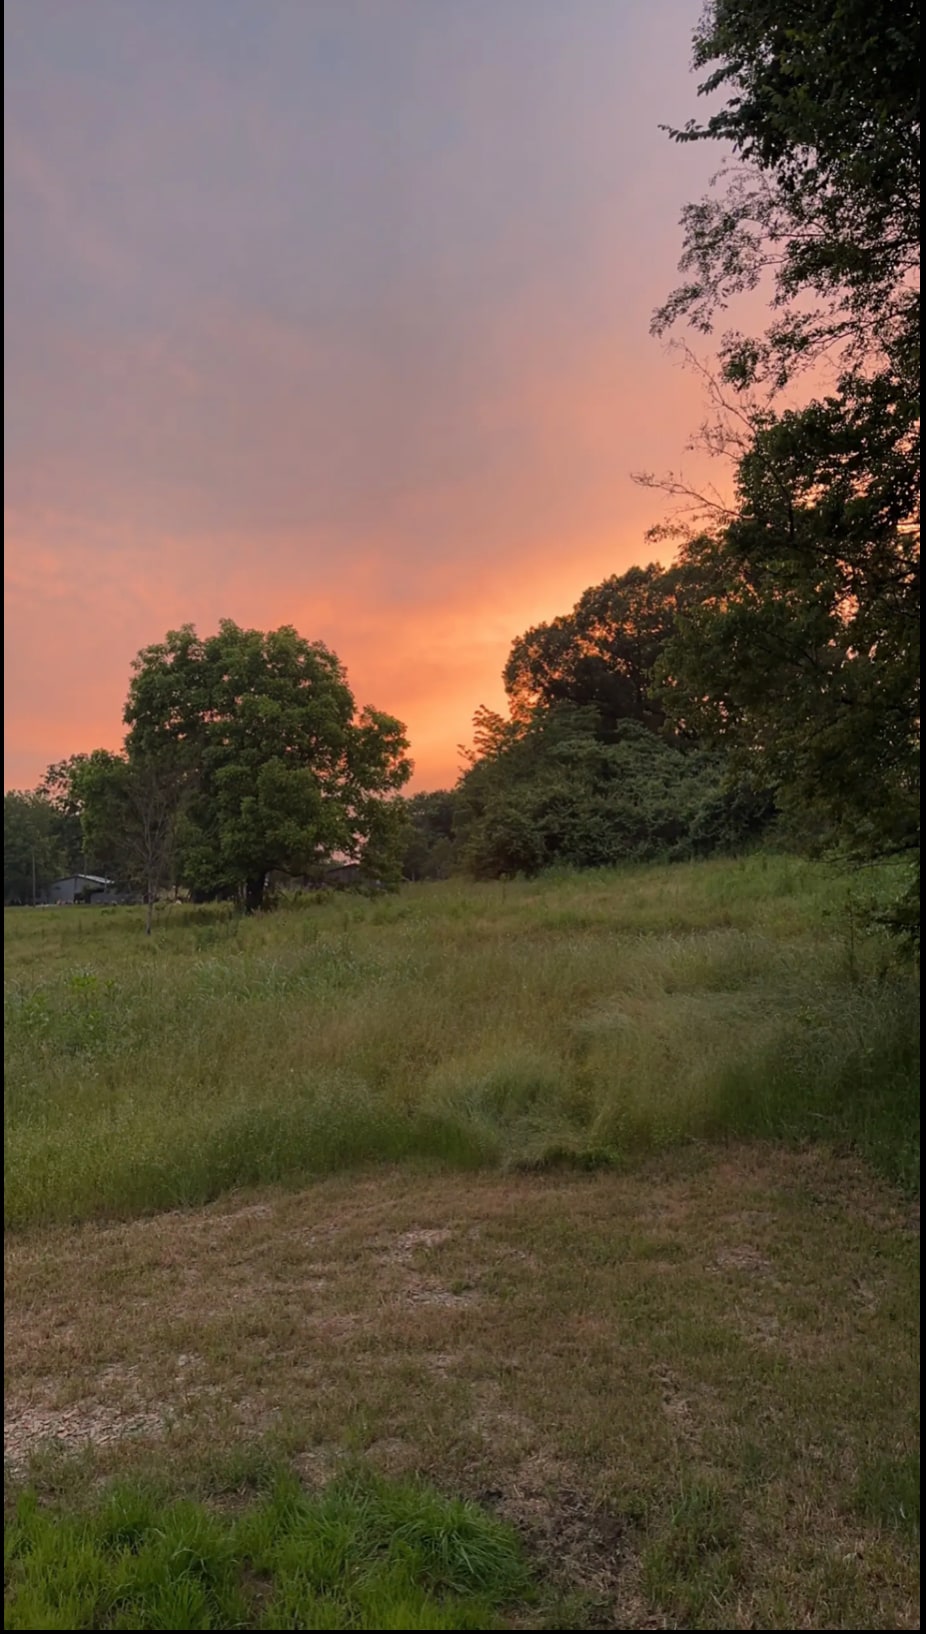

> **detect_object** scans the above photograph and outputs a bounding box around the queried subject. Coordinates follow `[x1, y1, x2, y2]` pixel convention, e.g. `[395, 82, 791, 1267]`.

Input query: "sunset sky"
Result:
[5, 0, 726, 793]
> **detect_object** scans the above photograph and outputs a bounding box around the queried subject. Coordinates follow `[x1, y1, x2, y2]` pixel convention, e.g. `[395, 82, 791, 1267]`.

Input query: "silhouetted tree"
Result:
[653, 0, 919, 931]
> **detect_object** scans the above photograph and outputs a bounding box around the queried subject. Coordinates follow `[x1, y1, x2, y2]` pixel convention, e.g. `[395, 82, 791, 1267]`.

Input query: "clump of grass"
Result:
[4, 1468, 532, 1631]
[4, 855, 919, 1226]
[641, 1480, 743, 1627]
[851, 1453, 920, 1535]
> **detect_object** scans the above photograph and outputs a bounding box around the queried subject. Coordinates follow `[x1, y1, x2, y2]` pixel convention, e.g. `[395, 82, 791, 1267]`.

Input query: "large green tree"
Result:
[67, 750, 188, 932]
[654, 0, 919, 918]
[659, 395, 919, 865]
[3, 790, 66, 905]
[124, 620, 411, 910]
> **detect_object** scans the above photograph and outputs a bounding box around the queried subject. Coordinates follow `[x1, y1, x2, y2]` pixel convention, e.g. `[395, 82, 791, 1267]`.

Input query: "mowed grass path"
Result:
[4, 856, 919, 1227]
[4, 1151, 920, 1628]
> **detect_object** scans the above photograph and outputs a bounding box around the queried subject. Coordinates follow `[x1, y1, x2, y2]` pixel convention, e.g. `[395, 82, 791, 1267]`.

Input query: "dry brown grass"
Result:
[5, 1144, 919, 1629]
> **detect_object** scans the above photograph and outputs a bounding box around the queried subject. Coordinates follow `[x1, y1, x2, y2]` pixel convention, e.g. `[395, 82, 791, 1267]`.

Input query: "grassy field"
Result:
[3, 855, 920, 1228]
[4, 856, 920, 1628]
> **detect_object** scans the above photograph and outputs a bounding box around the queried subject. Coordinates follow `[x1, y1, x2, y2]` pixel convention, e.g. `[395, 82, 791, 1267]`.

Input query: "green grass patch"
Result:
[852, 1453, 920, 1535]
[4, 1469, 532, 1631]
[641, 1480, 743, 1627]
[4, 855, 919, 1226]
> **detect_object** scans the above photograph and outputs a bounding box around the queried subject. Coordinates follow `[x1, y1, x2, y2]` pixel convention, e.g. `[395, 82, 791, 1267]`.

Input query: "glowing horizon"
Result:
[5, 0, 723, 795]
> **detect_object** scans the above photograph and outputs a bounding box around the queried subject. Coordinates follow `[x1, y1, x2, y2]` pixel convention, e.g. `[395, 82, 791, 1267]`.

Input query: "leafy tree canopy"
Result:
[39, 756, 90, 875]
[456, 704, 770, 880]
[658, 369, 919, 849]
[64, 750, 189, 930]
[652, 0, 919, 930]
[124, 620, 411, 910]
[502, 562, 711, 737]
[399, 791, 459, 882]
[3, 790, 66, 905]
[655, 0, 919, 392]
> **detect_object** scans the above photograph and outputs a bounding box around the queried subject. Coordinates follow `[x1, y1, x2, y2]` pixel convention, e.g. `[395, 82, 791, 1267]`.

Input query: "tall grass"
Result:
[5, 1467, 530, 1630]
[4, 856, 919, 1227]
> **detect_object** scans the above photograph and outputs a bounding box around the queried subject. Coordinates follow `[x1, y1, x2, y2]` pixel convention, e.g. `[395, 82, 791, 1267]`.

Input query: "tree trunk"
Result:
[145, 885, 154, 936]
[245, 874, 265, 914]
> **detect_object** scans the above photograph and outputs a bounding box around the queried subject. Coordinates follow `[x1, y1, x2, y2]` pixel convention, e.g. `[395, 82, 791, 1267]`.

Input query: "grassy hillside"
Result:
[4, 854, 919, 1228]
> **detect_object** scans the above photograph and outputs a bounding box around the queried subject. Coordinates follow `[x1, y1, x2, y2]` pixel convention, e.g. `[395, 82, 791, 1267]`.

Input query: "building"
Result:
[43, 874, 119, 905]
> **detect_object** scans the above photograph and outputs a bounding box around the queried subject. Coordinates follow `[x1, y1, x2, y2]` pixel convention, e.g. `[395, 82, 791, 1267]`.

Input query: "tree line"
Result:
[5, 0, 919, 934]
[402, 560, 778, 883]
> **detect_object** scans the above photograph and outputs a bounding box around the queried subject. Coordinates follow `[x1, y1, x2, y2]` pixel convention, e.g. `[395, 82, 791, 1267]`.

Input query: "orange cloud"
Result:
[5, 0, 735, 796]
